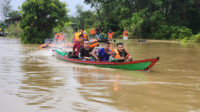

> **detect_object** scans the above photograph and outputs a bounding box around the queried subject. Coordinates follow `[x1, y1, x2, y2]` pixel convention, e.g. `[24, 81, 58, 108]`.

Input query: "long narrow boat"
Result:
[54, 49, 159, 71]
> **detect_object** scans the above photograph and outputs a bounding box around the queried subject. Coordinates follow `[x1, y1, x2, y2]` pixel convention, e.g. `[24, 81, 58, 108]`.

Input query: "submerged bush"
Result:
[182, 33, 200, 43]
[5, 23, 21, 38]
[191, 33, 200, 43]
[151, 25, 193, 40]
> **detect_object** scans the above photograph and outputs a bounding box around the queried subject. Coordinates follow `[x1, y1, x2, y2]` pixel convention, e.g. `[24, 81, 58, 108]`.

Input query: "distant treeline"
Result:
[70, 0, 200, 41]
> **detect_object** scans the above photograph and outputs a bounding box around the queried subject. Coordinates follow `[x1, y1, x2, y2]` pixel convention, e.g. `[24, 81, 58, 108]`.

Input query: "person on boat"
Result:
[96, 26, 101, 40]
[90, 27, 96, 38]
[107, 29, 114, 41]
[55, 32, 65, 43]
[72, 28, 81, 55]
[89, 39, 99, 49]
[96, 41, 111, 62]
[111, 42, 132, 62]
[80, 28, 88, 41]
[59, 32, 65, 42]
[79, 40, 99, 61]
[71, 34, 84, 57]
[123, 28, 128, 40]
[55, 32, 61, 41]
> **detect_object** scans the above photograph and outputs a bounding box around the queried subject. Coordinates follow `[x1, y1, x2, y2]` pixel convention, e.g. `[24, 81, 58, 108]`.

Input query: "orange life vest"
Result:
[108, 31, 114, 39]
[74, 32, 81, 41]
[90, 29, 95, 35]
[89, 39, 99, 48]
[123, 30, 128, 37]
[113, 49, 129, 59]
[82, 32, 88, 40]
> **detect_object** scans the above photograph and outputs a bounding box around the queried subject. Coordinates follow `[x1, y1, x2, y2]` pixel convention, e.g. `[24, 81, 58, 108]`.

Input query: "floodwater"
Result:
[0, 38, 200, 112]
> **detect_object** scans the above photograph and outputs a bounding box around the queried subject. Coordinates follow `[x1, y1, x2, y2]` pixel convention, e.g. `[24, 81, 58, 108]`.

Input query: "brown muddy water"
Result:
[0, 38, 200, 112]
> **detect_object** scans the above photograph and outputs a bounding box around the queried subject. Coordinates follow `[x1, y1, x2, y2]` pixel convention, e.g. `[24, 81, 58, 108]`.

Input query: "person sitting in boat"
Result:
[71, 34, 84, 57]
[55, 32, 61, 41]
[59, 32, 65, 42]
[96, 41, 111, 62]
[55, 32, 65, 43]
[80, 28, 88, 41]
[79, 40, 99, 61]
[111, 43, 132, 62]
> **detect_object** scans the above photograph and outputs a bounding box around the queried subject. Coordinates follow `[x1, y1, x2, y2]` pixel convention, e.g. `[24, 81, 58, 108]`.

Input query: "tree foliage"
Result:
[8, 10, 20, 19]
[80, 0, 200, 39]
[20, 0, 69, 44]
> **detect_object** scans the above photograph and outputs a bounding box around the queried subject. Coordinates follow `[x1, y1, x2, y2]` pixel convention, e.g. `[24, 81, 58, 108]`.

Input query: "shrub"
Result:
[151, 25, 193, 40]
[20, 0, 69, 44]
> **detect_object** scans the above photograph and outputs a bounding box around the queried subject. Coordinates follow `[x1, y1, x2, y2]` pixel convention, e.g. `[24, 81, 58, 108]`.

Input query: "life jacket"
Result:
[123, 30, 128, 37]
[108, 31, 114, 39]
[113, 49, 129, 59]
[90, 29, 95, 35]
[82, 32, 88, 40]
[89, 39, 99, 48]
[74, 32, 81, 41]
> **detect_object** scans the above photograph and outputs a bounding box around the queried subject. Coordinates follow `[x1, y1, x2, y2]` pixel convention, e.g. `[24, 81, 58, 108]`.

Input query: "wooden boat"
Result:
[54, 49, 159, 71]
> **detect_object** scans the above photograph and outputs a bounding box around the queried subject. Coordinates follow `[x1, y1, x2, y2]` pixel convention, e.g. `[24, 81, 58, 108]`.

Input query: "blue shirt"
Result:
[97, 48, 111, 61]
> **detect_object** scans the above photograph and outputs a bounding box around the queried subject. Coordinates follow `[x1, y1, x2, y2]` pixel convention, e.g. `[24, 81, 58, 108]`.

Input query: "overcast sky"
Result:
[10, 0, 92, 16]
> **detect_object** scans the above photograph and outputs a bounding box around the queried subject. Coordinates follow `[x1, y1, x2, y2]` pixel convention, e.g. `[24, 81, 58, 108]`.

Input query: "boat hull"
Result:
[54, 49, 159, 71]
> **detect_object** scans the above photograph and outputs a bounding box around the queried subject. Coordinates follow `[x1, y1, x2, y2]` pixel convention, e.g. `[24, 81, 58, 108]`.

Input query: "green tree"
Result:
[20, 0, 69, 44]
[84, 0, 200, 39]
[8, 10, 20, 19]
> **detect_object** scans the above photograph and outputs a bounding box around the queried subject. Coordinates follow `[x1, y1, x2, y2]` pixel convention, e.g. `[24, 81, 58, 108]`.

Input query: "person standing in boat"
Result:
[72, 28, 81, 55]
[111, 43, 132, 62]
[80, 28, 88, 41]
[71, 34, 84, 57]
[96, 41, 111, 62]
[79, 40, 100, 61]
[95, 26, 101, 40]
[107, 29, 114, 41]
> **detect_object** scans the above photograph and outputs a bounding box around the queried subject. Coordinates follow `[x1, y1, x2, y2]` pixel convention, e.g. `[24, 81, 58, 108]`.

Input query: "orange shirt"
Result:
[108, 31, 114, 39]
[90, 29, 95, 35]
[123, 30, 128, 37]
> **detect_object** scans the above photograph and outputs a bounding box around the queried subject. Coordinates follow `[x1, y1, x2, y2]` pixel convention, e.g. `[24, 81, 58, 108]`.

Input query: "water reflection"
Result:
[18, 48, 66, 109]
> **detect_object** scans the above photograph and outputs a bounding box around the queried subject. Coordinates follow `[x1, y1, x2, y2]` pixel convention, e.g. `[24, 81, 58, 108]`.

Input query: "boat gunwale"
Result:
[54, 49, 159, 71]
[56, 53, 159, 65]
